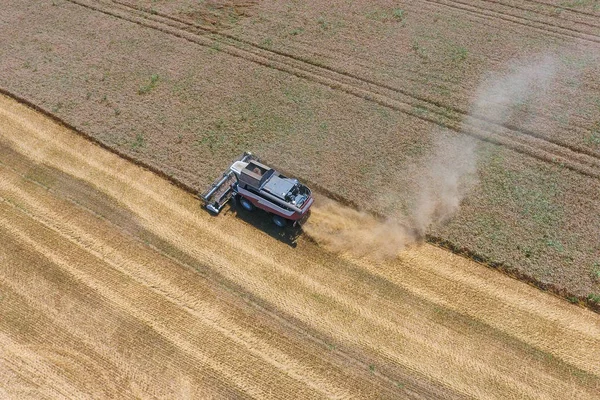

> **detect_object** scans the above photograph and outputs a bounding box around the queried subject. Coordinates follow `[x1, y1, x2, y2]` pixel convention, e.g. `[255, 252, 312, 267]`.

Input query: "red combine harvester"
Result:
[201, 152, 314, 227]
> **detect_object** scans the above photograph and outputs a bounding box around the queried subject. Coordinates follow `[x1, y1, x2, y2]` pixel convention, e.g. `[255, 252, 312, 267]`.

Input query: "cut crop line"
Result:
[68, 0, 600, 181]
[0, 282, 165, 400]
[0, 161, 547, 399]
[0, 187, 356, 400]
[0, 332, 90, 399]
[0, 197, 307, 397]
[0, 210, 266, 399]
[0, 163, 459, 389]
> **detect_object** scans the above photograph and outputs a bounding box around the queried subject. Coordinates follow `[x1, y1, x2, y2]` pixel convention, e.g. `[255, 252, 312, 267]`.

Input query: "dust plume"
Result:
[470, 55, 558, 125]
[305, 54, 568, 259]
[303, 200, 416, 260]
[304, 134, 477, 259]
[410, 135, 477, 238]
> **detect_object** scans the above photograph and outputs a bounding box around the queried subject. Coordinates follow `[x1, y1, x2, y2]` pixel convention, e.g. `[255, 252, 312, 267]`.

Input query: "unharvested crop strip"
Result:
[66, 0, 600, 181]
[111, 0, 600, 162]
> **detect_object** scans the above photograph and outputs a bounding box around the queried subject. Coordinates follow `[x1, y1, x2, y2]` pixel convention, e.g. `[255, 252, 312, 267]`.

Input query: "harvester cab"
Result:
[200, 152, 313, 227]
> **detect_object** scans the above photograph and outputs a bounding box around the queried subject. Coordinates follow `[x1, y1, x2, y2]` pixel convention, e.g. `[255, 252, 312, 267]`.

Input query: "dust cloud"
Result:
[410, 135, 477, 238]
[305, 54, 566, 259]
[303, 135, 477, 259]
[303, 200, 416, 260]
[470, 55, 558, 125]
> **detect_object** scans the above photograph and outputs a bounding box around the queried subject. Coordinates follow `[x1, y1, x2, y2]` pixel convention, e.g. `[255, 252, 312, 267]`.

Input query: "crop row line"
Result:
[0, 135, 436, 400]
[65, 0, 600, 181]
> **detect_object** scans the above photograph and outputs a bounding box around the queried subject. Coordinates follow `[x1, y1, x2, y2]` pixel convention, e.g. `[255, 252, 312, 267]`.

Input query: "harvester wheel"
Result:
[272, 215, 288, 228]
[239, 197, 255, 212]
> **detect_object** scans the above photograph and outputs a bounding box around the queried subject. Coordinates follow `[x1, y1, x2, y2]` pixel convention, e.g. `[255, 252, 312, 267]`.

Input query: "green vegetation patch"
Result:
[131, 133, 146, 150]
[138, 73, 160, 95]
[366, 8, 406, 23]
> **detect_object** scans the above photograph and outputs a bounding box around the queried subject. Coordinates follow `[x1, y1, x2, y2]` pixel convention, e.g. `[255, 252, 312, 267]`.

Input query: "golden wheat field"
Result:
[1, 94, 600, 398]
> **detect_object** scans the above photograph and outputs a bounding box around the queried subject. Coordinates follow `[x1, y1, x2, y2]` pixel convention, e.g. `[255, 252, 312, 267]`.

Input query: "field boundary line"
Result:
[1, 85, 599, 320]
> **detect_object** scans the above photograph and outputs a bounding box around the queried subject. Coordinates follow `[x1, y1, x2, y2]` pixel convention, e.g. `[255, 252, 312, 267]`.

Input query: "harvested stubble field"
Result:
[2, 92, 600, 398]
[1, 0, 600, 304]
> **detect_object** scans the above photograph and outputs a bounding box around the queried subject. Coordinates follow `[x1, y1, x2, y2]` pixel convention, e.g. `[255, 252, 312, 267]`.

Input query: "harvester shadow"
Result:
[218, 202, 302, 248]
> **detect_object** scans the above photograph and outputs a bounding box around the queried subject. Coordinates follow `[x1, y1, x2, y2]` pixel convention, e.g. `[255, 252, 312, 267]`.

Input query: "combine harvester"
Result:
[201, 153, 314, 227]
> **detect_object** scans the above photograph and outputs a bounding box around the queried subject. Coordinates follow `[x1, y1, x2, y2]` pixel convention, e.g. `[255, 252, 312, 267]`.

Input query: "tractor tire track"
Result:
[496, 0, 600, 20]
[482, 0, 600, 31]
[422, 0, 600, 44]
[113, 0, 600, 159]
[64, 0, 600, 183]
